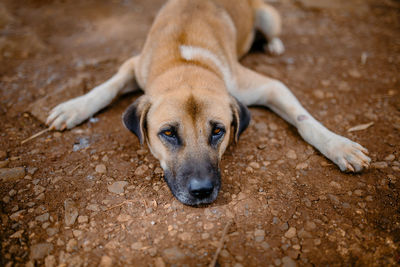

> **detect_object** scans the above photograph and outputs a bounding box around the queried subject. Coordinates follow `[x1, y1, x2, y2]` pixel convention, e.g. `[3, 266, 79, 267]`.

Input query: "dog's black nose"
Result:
[189, 178, 214, 199]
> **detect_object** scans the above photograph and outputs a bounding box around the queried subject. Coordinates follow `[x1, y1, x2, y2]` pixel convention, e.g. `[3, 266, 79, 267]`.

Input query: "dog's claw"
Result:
[325, 135, 371, 173]
[46, 96, 92, 131]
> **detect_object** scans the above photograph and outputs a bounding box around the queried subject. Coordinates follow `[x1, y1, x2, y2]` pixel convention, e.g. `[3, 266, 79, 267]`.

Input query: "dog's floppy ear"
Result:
[230, 96, 251, 142]
[122, 95, 151, 145]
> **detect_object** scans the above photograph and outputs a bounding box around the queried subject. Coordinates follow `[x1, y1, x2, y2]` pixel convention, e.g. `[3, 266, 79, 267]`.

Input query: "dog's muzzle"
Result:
[163, 159, 221, 206]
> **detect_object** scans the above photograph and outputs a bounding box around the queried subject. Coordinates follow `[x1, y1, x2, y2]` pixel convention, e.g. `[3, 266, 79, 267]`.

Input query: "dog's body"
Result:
[47, 0, 370, 205]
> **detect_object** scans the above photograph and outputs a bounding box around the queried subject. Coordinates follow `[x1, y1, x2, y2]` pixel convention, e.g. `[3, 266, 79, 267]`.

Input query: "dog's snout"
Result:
[188, 178, 214, 199]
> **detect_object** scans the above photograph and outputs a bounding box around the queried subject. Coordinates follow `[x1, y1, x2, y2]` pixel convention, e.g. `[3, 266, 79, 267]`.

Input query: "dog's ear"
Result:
[122, 95, 151, 145]
[230, 96, 251, 142]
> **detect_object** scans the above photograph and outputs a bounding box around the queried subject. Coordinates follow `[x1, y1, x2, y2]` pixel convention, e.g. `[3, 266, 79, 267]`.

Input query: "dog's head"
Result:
[123, 89, 250, 206]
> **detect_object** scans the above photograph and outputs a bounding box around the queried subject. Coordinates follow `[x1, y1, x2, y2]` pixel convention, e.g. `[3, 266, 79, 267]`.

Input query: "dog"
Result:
[46, 0, 371, 206]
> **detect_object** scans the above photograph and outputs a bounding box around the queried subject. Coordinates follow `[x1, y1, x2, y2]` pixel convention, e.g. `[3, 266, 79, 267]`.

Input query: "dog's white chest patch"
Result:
[179, 45, 236, 91]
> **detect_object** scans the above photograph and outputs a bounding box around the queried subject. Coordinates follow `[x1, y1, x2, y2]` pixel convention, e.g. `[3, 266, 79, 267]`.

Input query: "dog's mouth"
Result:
[163, 169, 221, 206]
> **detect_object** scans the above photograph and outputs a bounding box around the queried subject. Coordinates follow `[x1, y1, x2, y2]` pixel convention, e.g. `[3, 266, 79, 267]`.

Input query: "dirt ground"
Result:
[1, 0, 399, 266]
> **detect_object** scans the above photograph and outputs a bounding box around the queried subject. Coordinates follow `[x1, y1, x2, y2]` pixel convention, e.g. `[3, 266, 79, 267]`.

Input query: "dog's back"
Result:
[136, 0, 255, 89]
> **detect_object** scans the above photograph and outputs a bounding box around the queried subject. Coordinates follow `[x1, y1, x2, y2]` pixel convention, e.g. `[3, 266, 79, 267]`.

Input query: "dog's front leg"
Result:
[233, 65, 371, 172]
[46, 55, 140, 130]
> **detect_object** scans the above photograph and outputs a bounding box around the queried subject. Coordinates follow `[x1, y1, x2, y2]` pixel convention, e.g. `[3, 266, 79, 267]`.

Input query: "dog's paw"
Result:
[265, 37, 285, 56]
[325, 135, 371, 173]
[46, 96, 92, 130]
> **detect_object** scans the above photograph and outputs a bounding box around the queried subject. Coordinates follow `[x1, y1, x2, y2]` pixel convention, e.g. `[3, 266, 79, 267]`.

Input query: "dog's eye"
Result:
[212, 126, 225, 136]
[163, 130, 173, 136]
[159, 128, 181, 146]
[161, 129, 175, 138]
[212, 128, 221, 135]
[210, 126, 225, 146]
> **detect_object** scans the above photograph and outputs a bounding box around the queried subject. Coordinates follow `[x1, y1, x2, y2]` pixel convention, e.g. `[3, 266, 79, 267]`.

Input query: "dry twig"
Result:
[209, 220, 233, 267]
[347, 122, 374, 132]
[107, 200, 135, 211]
[21, 128, 50, 145]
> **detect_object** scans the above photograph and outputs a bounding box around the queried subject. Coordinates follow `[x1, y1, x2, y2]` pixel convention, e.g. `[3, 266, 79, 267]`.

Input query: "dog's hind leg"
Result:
[46, 55, 140, 130]
[232, 65, 371, 173]
[252, 0, 284, 55]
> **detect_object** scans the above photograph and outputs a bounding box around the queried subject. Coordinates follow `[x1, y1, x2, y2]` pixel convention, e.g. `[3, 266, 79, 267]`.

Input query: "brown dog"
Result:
[46, 0, 370, 205]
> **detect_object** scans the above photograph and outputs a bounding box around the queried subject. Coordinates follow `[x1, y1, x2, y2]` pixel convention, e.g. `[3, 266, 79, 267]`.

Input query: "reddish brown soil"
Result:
[1, 0, 399, 266]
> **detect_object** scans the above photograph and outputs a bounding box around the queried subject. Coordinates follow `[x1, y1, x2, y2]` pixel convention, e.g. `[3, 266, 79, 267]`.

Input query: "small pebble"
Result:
[33, 185, 45, 195]
[286, 150, 297, 160]
[64, 199, 79, 226]
[354, 189, 363, 196]
[304, 221, 316, 231]
[107, 181, 128, 194]
[95, 164, 107, 174]
[78, 215, 89, 223]
[254, 229, 265, 242]
[66, 239, 78, 252]
[10, 230, 24, 238]
[261, 242, 270, 250]
[10, 210, 25, 221]
[284, 227, 297, 239]
[44, 255, 56, 267]
[313, 89, 324, 99]
[35, 213, 49, 222]
[148, 247, 157, 257]
[329, 181, 342, 189]
[86, 204, 100, 212]
[178, 232, 191, 241]
[384, 154, 395, 161]
[30, 243, 53, 260]
[73, 229, 83, 238]
[202, 233, 210, 239]
[269, 123, 278, 131]
[131, 242, 143, 250]
[203, 222, 214, 230]
[46, 227, 59, 237]
[283, 255, 297, 266]
[296, 162, 308, 170]
[134, 164, 149, 176]
[371, 162, 388, 169]
[249, 162, 260, 169]
[154, 257, 166, 267]
[280, 222, 289, 231]
[99, 255, 113, 267]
